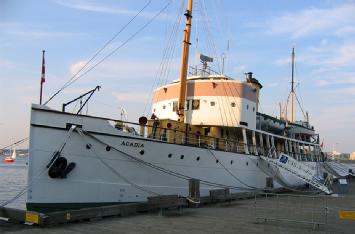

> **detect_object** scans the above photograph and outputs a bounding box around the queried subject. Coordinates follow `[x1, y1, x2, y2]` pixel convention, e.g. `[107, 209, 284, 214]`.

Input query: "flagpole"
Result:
[40, 50, 45, 105]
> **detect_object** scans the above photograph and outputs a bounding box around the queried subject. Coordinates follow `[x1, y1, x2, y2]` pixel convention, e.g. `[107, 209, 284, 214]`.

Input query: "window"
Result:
[186, 100, 190, 110]
[173, 101, 178, 112]
[163, 105, 166, 109]
[253, 106, 255, 112]
[192, 100, 200, 110]
[210, 101, 215, 106]
[231, 102, 236, 107]
[246, 104, 249, 110]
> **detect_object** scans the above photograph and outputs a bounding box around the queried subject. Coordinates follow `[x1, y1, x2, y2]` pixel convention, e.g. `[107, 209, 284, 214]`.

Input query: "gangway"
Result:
[324, 161, 355, 177]
[259, 150, 332, 194]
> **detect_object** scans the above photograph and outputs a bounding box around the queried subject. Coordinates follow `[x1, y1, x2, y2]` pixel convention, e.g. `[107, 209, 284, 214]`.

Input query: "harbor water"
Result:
[0, 155, 28, 210]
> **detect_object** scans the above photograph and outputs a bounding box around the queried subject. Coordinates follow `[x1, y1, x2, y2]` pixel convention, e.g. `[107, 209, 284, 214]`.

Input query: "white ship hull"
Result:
[27, 104, 315, 212]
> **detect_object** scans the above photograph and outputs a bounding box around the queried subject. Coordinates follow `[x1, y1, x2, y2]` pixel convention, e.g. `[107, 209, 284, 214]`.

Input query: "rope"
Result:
[0, 137, 28, 151]
[142, 0, 184, 115]
[80, 130, 258, 191]
[76, 128, 160, 196]
[44, 0, 170, 105]
[0, 126, 77, 207]
[206, 147, 260, 190]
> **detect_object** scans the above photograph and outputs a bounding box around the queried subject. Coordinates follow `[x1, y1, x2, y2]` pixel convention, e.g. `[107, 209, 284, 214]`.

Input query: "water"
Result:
[0, 155, 28, 210]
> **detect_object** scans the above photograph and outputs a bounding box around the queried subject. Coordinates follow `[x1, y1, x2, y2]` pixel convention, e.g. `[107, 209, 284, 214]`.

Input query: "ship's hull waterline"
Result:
[27, 104, 313, 212]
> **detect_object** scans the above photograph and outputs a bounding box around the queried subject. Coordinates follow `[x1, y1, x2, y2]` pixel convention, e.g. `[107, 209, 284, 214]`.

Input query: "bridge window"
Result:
[172, 101, 178, 112]
[192, 100, 200, 110]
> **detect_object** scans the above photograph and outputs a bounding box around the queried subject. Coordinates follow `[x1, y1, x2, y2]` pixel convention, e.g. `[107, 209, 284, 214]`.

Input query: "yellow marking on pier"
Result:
[339, 210, 355, 220]
[25, 212, 39, 224]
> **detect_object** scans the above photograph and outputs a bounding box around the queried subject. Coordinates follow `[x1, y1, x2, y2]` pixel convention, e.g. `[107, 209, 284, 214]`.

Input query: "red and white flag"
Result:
[41, 50, 45, 84]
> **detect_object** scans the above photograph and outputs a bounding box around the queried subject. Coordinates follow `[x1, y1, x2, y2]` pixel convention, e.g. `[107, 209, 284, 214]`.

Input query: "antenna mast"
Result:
[290, 47, 295, 123]
[177, 0, 193, 122]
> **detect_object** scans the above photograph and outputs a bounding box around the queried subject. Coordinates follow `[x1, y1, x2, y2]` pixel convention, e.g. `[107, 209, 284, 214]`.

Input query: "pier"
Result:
[1, 178, 355, 233]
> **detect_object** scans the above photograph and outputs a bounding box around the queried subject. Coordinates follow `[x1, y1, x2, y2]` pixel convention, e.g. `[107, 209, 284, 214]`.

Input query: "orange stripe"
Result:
[153, 80, 257, 103]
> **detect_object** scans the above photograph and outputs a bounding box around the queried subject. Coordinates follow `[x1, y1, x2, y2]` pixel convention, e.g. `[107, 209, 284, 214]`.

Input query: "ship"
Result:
[27, 0, 331, 212]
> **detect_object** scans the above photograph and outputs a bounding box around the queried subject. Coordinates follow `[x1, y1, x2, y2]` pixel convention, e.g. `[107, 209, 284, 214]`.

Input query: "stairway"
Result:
[259, 152, 332, 194]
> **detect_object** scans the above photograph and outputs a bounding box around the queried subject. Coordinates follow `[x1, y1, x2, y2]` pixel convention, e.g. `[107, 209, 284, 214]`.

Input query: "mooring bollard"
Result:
[188, 178, 200, 207]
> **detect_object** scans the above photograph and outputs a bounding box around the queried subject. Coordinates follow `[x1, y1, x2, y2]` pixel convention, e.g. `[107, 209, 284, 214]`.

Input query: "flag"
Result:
[41, 50, 45, 84]
[320, 139, 324, 148]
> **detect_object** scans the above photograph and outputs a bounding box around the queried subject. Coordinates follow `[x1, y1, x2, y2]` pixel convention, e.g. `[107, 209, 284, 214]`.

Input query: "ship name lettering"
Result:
[121, 141, 144, 148]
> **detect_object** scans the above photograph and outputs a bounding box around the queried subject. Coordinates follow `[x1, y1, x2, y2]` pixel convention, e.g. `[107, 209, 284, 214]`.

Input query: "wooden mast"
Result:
[177, 0, 193, 122]
[290, 47, 295, 123]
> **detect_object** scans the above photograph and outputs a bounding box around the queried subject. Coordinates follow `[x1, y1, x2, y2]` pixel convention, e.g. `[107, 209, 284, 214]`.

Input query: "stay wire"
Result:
[43, 0, 155, 106]
[62, 0, 173, 94]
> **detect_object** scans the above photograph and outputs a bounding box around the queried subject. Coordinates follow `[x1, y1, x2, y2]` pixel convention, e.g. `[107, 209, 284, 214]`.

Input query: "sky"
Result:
[0, 0, 354, 153]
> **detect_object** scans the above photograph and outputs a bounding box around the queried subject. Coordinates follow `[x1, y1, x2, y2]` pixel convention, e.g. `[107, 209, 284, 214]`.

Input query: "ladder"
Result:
[259, 149, 332, 194]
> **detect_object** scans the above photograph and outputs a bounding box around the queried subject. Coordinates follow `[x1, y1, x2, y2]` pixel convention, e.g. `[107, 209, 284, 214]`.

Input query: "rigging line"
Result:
[43, 0, 159, 106]
[0, 137, 29, 151]
[157, 3, 183, 88]
[0, 126, 77, 207]
[65, 0, 173, 94]
[294, 93, 307, 120]
[201, 0, 222, 73]
[206, 147, 260, 190]
[159, 1, 184, 86]
[82, 130, 257, 191]
[195, 5, 228, 127]
[221, 80, 245, 126]
[142, 1, 184, 115]
[77, 130, 160, 196]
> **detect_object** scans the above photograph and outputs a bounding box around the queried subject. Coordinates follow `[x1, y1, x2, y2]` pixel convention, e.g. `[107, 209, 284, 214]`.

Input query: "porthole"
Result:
[106, 146, 111, 151]
[168, 153, 172, 158]
[180, 155, 184, 159]
[196, 156, 200, 161]
[216, 159, 219, 163]
[139, 150, 145, 155]
[86, 144, 92, 149]
[230, 160, 234, 165]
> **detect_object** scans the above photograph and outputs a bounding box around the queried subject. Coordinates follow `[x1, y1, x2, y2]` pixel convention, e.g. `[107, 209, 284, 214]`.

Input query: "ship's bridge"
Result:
[152, 70, 262, 130]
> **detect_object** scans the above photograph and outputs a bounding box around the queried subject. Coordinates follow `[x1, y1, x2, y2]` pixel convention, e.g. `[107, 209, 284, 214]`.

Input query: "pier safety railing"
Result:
[254, 192, 355, 230]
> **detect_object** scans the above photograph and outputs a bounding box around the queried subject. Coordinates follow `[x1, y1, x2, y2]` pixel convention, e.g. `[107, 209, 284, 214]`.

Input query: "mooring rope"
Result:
[0, 126, 77, 207]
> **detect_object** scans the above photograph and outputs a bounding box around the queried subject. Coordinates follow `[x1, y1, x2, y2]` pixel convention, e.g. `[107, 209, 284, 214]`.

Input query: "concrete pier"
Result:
[1, 179, 355, 233]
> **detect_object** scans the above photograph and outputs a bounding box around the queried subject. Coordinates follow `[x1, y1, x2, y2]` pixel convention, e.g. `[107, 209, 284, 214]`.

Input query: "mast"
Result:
[290, 47, 295, 123]
[177, 0, 193, 122]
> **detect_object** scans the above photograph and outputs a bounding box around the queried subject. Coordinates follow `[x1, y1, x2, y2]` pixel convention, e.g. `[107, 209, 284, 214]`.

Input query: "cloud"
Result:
[232, 65, 246, 73]
[0, 58, 13, 68]
[275, 41, 355, 70]
[69, 59, 163, 80]
[53, 0, 170, 19]
[112, 91, 148, 103]
[263, 3, 355, 39]
[0, 22, 83, 40]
